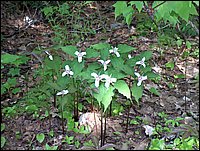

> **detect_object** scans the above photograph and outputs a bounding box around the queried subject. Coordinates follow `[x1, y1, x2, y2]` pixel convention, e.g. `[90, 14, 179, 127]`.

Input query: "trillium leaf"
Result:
[1, 53, 20, 64]
[61, 46, 78, 56]
[85, 48, 100, 58]
[118, 44, 136, 53]
[140, 51, 152, 60]
[114, 80, 131, 99]
[131, 83, 143, 103]
[91, 43, 110, 50]
[93, 84, 115, 112]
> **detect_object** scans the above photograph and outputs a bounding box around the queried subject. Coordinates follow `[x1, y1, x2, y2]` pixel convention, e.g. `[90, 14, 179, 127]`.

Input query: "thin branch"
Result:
[152, 1, 166, 9]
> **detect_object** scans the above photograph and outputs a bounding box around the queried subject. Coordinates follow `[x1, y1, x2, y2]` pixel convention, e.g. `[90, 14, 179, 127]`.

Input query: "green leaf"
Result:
[45, 143, 58, 150]
[129, 1, 143, 12]
[85, 48, 100, 58]
[91, 43, 110, 50]
[118, 44, 136, 53]
[1, 136, 6, 148]
[131, 83, 143, 103]
[165, 61, 174, 70]
[72, 61, 84, 77]
[114, 80, 131, 99]
[36, 133, 45, 143]
[1, 123, 5, 132]
[113, 1, 127, 19]
[140, 51, 152, 60]
[8, 68, 20, 76]
[111, 57, 124, 71]
[61, 45, 78, 56]
[93, 84, 115, 112]
[1, 53, 20, 64]
[149, 87, 160, 96]
[100, 49, 110, 60]
[12, 88, 20, 94]
[174, 74, 185, 79]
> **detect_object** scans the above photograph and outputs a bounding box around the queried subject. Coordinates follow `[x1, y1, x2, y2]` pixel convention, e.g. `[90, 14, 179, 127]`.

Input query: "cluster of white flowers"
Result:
[135, 57, 147, 86]
[91, 73, 117, 89]
[56, 46, 148, 95]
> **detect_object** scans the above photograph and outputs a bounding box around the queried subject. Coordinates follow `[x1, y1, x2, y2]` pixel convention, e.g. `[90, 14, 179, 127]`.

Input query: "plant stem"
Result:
[103, 111, 107, 146]
[100, 107, 103, 147]
[109, 101, 112, 117]
[126, 104, 130, 133]
[61, 100, 64, 134]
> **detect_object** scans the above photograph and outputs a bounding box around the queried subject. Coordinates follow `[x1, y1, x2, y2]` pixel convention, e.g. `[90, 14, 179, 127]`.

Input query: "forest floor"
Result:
[1, 1, 199, 150]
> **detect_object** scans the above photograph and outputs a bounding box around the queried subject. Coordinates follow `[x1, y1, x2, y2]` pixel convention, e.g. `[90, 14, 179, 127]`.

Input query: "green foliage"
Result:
[36, 133, 45, 143]
[114, 80, 131, 99]
[131, 83, 143, 104]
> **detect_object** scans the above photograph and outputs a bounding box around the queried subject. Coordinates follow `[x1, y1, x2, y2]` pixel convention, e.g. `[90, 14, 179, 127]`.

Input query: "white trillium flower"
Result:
[134, 72, 147, 86]
[56, 89, 69, 96]
[136, 57, 146, 68]
[74, 51, 86, 63]
[109, 46, 120, 57]
[62, 65, 73, 77]
[143, 125, 154, 136]
[91, 73, 103, 88]
[45, 51, 53, 61]
[98, 60, 111, 71]
[101, 74, 117, 89]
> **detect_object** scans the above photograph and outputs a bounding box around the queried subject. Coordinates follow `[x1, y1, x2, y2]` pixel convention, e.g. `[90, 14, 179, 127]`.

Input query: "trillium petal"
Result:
[81, 52, 86, 56]
[78, 56, 82, 62]
[141, 75, 147, 81]
[105, 81, 110, 89]
[111, 77, 117, 83]
[134, 72, 140, 77]
[95, 79, 100, 88]
[115, 52, 120, 57]
[137, 80, 142, 86]
[65, 65, 70, 71]
[98, 60, 104, 64]
[103, 64, 107, 71]
[69, 71, 74, 75]
[91, 72, 98, 78]
[62, 71, 67, 77]
[75, 51, 79, 56]
[49, 55, 53, 61]
[105, 60, 111, 64]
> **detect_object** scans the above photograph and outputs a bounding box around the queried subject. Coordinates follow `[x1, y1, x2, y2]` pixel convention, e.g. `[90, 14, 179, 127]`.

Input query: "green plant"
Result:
[45, 143, 58, 150]
[36, 133, 45, 143]
[1, 123, 6, 149]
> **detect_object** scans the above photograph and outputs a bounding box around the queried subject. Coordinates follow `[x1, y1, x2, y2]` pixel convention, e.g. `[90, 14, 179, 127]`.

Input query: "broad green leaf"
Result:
[122, 64, 134, 76]
[85, 48, 100, 58]
[131, 83, 143, 103]
[129, 1, 143, 12]
[93, 84, 115, 112]
[1, 136, 6, 148]
[113, 1, 127, 19]
[12, 88, 20, 94]
[114, 80, 131, 99]
[36, 133, 45, 143]
[107, 68, 126, 79]
[1, 53, 20, 64]
[91, 43, 110, 50]
[149, 87, 160, 96]
[100, 49, 110, 60]
[140, 51, 152, 60]
[61, 46, 78, 56]
[118, 44, 136, 53]
[72, 61, 84, 77]
[146, 72, 160, 80]
[111, 57, 124, 70]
